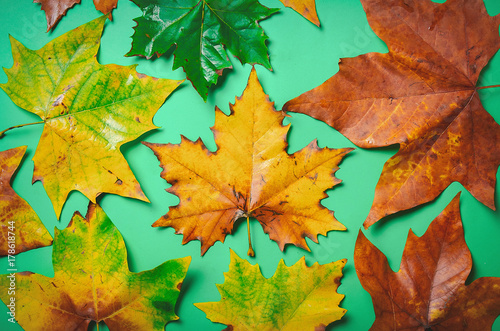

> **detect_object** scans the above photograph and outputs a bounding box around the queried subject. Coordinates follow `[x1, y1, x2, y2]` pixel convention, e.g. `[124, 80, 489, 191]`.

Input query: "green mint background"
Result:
[0, 0, 499, 330]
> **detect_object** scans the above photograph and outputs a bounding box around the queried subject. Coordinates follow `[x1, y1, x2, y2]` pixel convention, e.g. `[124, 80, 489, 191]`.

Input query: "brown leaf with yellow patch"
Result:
[279, 0, 320, 26]
[144, 68, 352, 255]
[354, 194, 500, 330]
[283, 0, 500, 228]
[0, 146, 52, 255]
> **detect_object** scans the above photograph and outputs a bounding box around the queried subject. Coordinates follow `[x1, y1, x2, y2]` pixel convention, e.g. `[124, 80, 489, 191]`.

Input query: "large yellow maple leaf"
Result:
[145, 68, 352, 255]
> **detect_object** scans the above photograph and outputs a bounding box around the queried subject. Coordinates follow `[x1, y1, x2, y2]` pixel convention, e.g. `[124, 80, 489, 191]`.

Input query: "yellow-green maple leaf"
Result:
[1, 16, 181, 217]
[0, 202, 190, 330]
[195, 250, 347, 330]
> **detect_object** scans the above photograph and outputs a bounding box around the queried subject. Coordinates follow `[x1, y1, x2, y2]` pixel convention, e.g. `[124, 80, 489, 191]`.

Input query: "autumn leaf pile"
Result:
[0, 0, 499, 330]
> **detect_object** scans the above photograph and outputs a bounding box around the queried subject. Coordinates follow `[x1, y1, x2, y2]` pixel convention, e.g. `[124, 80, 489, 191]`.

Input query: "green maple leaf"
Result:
[0, 16, 181, 217]
[0, 202, 191, 330]
[127, 0, 279, 100]
[195, 250, 347, 330]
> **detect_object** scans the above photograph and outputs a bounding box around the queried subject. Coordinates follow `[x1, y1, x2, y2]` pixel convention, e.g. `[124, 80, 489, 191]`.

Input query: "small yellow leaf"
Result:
[279, 0, 320, 26]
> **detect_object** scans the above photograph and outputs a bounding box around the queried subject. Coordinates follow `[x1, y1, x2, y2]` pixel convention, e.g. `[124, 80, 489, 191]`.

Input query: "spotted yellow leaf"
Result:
[1, 16, 182, 217]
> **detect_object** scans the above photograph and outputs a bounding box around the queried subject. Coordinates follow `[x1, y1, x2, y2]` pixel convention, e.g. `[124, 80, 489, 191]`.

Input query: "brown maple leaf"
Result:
[34, 0, 118, 31]
[354, 193, 500, 330]
[144, 68, 352, 255]
[283, 0, 500, 228]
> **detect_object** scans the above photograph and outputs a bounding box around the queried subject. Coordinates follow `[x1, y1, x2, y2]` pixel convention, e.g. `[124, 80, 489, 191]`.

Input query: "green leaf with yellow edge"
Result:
[0, 16, 182, 217]
[127, 0, 279, 100]
[0, 146, 52, 255]
[144, 68, 352, 256]
[195, 249, 347, 330]
[0, 202, 191, 330]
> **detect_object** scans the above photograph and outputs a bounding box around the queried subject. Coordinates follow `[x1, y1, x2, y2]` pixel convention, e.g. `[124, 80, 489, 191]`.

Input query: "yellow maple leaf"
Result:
[145, 68, 352, 255]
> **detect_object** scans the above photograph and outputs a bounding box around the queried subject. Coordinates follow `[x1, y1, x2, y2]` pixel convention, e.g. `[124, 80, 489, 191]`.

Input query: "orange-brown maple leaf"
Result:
[283, 0, 500, 228]
[34, 0, 118, 31]
[354, 194, 500, 330]
[144, 69, 352, 255]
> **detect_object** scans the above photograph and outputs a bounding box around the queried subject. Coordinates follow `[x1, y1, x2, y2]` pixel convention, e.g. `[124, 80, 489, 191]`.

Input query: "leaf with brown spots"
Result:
[0, 16, 181, 217]
[354, 194, 500, 330]
[278, 0, 320, 26]
[0, 146, 52, 256]
[144, 68, 352, 255]
[195, 249, 347, 330]
[0, 202, 191, 330]
[34, 0, 118, 31]
[283, 0, 500, 228]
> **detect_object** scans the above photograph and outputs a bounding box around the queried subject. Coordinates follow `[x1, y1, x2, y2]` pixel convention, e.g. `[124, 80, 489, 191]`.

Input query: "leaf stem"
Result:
[96, 322, 100, 331]
[477, 84, 500, 90]
[0, 121, 44, 138]
[247, 216, 255, 257]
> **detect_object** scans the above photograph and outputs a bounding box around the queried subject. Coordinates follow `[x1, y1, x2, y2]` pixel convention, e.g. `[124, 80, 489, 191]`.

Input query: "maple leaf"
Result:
[0, 202, 191, 330]
[283, 0, 500, 228]
[0, 16, 182, 218]
[34, 0, 118, 31]
[354, 194, 500, 330]
[127, 0, 279, 101]
[93, 0, 118, 16]
[195, 249, 346, 330]
[0, 146, 52, 255]
[144, 68, 352, 255]
[278, 0, 320, 26]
